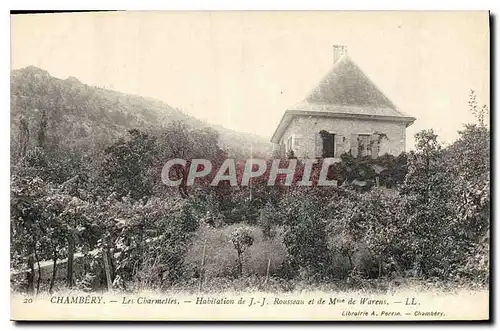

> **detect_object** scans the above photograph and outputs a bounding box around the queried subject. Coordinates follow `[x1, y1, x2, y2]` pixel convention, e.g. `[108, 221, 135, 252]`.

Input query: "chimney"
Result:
[332, 45, 347, 64]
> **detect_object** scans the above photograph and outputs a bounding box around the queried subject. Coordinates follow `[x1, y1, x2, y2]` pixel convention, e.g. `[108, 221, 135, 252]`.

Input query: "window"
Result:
[320, 131, 335, 157]
[293, 136, 302, 149]
[358, 134, 370, 156]
[285, 135, 302, 152]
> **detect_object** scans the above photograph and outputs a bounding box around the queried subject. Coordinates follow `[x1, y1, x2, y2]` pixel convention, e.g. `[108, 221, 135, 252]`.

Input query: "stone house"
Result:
[271, 46, 415, 159]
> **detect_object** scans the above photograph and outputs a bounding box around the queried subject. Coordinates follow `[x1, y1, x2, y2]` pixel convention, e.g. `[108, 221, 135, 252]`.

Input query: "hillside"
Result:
[10, 66, 271, 159]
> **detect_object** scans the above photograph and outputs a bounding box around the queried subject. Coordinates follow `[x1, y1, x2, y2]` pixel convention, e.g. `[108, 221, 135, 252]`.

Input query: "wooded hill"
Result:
[10, 66, 271, 161]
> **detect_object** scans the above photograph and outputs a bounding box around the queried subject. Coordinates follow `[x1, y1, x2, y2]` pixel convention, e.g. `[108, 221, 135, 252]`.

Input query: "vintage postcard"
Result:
[10, 11, 490, 321]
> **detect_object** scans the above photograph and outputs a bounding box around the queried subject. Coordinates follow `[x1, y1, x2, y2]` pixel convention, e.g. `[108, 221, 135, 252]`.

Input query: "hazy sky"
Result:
[11, 11, 489, 148]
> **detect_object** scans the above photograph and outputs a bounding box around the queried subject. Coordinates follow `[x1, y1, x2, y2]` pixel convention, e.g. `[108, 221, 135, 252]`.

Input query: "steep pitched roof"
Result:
[297, 55, 401, 114]
[271, 55, 415, 143]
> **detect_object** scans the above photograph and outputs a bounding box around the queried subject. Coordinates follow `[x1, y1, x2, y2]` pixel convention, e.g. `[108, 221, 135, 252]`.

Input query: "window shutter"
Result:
[335, 134, 344, 157]
[350, 134, 358, 156]
[371, 133, 380, 158]
[279, 143, 286, 158]
[315, 133, 322, 158]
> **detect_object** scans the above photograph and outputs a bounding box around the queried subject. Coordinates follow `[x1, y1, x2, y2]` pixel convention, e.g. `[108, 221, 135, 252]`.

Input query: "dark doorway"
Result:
[320, 130, 335, 157]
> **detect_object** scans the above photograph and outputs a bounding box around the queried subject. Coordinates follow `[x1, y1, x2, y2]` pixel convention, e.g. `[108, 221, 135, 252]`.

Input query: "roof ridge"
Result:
[345, 58, 411, 118]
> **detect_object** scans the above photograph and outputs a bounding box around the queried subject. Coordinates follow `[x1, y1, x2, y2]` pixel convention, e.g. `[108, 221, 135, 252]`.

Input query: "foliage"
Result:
[468, 89, 488, 127]
[344, 188, 402, 277]
[280, 189, 333, 280]
[230, 226, 255, 277]
[333, 152, 408, 190]
[10, 85, 490, 292]
[99, 129, 158, 200]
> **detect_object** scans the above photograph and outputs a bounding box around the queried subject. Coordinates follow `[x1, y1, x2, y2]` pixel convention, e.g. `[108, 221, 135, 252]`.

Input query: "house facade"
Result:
[271, 46, 415, 159]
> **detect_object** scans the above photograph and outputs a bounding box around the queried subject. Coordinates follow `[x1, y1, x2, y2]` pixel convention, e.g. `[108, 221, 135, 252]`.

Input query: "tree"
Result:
[17, 115, 30, 162]
[345, 188, 402, 278]
[37, 108, 48, 149]
[100, 129, 158, 200]
[230, 227, 254, 277]
[441, 93, 490, 282]
[468, 90, 488, 128]
[398, 130, 458, 277]
[281, 189, 333, 280]
[156, 121, 225, 198]
[10, 175, 47, 293]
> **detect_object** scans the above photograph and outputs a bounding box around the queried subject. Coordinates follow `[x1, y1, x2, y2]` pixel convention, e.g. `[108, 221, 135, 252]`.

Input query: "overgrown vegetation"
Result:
[10, 82, 490, 294]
